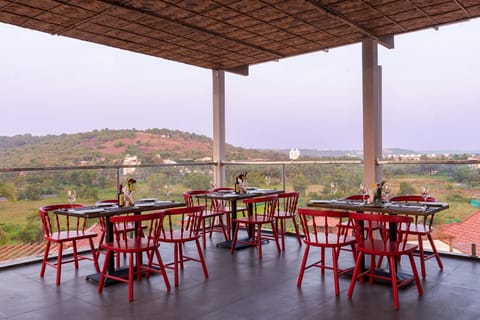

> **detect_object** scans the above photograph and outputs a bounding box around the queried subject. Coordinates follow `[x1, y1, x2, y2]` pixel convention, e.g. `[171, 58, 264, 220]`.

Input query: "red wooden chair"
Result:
[157, 206, 209, 287]
[296, 208, 356, 295]
[183, 190, 228, 248]
[210, 187, 248, 231]
[389, 195, 442, 278]
[95, 199, 146, 267]
[39, 204, 100, 285]
[230, 194, 281, 259]
[338, 194, 376, 236]
[343, 194, 370, 202]
[97, 211, 170, 302]
[348, 212, 423, 310]
[274, 191, 301, 251]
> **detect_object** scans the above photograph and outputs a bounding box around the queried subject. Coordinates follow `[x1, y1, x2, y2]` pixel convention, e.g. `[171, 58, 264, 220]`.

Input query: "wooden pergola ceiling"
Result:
[0, 0, 479, 74]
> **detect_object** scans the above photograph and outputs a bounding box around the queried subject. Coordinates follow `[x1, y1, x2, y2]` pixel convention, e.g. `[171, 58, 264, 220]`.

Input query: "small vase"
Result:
[373, 189, 382, 206]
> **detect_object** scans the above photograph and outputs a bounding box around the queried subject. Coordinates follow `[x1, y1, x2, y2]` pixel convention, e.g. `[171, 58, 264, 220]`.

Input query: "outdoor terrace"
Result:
[2, 233, 480, 319]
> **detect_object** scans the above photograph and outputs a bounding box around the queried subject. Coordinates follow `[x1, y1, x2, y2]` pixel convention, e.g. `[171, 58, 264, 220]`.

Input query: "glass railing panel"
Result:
[0, 163, 216, 266]
[1, 160, 479, 267]
[382, 163, 480, 256]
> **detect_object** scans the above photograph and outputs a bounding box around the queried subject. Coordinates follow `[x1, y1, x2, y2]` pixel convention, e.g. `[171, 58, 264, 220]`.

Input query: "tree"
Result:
[0, 182, 17, 201]
[182, 172, 211, 190]
[292, 173, 308, 195]
[398, 182, 416, 195]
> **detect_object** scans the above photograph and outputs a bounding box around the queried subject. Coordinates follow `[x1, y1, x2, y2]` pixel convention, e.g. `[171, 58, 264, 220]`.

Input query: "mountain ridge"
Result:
[0, 129, 477, 168]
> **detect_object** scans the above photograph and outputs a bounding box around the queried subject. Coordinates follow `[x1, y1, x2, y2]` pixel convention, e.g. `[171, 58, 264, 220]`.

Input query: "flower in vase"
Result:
[127, 178, 136, 192]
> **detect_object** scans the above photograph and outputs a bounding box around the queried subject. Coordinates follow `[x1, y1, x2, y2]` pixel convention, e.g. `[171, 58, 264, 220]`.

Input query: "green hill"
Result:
[0, 129, 287, 168]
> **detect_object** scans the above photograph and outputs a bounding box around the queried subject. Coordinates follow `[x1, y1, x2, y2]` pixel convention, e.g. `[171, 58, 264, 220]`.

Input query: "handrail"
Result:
[378, 159, 480, 165]
[0, 161, 216, 173]
[2, 158, 477, 172]
[223, 160, 363, 165]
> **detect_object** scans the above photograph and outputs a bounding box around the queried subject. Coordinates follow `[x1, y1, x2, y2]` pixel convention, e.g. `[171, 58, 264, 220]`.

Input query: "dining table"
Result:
[196, 188, 282, 250]
[307, 198, 449, 280]
[54, 199, 185, 285]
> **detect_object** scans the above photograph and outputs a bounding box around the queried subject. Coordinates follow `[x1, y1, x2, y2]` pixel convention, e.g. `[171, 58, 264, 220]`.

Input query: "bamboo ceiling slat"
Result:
[0, 0, 478, 72]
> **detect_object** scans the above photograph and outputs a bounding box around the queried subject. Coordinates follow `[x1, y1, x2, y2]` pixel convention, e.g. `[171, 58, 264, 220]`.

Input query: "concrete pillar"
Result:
[212, 70, 226, 188]
[362, 38, 382, 187]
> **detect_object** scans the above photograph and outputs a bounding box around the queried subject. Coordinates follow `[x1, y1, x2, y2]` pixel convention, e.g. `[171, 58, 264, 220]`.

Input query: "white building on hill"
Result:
[123, 155, 140, 175]
[289, 148, 301, 160]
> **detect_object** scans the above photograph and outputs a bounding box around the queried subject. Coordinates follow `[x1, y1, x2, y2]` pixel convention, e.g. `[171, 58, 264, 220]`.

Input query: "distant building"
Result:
[289, 148, 301, 160]
[468, 155, 480, 169]
[123, 155, 141, 175]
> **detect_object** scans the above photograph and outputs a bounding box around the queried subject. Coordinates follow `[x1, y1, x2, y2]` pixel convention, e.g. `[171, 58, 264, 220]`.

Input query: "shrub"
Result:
[445, 190, 468, 202]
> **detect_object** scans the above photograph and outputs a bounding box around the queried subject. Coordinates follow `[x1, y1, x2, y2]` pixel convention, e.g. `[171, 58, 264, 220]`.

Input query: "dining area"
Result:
[2, 224, 480, 319]
[35, 184, 288, 301]
[5, 178, 480, 318]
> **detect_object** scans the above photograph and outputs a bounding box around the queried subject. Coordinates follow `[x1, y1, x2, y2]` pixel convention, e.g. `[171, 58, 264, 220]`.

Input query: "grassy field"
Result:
[1, 175, 478, 245]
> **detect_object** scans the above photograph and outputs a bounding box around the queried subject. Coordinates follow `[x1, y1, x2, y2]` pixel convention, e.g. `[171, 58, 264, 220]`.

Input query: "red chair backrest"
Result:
[110, 211, 165, 247]
[389, 195, 436, 202]
[277, 191, 299, 215]
[388, 195, 437, 227]
[160, 205, 205, 241]
[349, 212, 413, 253]
[298, 208, 352, 245]
[343, 194, 369, 201]
[243, 194, 278, 218]
[183, 190, 211, 207]
[39, 203, 85, 236]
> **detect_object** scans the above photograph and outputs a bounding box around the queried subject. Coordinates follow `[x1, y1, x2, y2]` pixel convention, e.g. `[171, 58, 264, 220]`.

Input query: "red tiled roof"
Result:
[439, 210, 480, 254]
[0, 223, 103, 265]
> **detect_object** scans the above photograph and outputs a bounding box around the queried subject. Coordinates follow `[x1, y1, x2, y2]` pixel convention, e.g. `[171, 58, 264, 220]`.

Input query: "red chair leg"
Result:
[72, 240, 79, 270]
[128, 253, 134, 302]
[153, 249, 171, 290]
[292, 217, 302, 246]
[202, 219, 207, 249]
[320, 247, 325, 275]
[297, 244, 310, 287]
[40, 241, 51, 278]
[56, 243, 63, 286]
[173, 243, 180, 287]
[226, 214, 232, 241]
[98, 250, 111, 293]
[257, 225, 263, 259]
[195, 239, 209, 279]
[408, 253, 423, 296]
[417, 234, 426, 278]
[348, 252, 364, 298]
[428, 234, 444, 269]
[388, 256, 400, 310]
[270, 222, 281, 254]
[88, 238, 100, 272]
[278, 219, 286, 251]
[230, 224, 240, 255]
[219, 216, 228, 240]
[332, 248, 340, 296]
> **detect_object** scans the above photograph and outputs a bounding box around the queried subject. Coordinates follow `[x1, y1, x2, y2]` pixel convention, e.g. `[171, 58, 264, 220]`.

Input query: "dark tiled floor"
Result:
[2, 233, 480, 320]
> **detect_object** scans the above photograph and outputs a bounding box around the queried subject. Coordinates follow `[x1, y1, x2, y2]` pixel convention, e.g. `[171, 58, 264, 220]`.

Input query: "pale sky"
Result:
[1, 18, 479, 151]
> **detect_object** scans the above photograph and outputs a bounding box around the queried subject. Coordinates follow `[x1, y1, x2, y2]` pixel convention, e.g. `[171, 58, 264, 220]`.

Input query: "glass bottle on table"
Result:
[234, 177, 240, 194]
[118, 184, 125, 207]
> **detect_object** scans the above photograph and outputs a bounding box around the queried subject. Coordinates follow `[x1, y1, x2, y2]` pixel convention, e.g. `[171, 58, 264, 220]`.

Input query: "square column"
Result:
[362, 38, 382, 187]
[212, 70, 226, 187]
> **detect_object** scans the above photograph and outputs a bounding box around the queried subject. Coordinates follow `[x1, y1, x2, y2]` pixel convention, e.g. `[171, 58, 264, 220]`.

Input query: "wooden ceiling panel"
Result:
[0, 0, 477, 71]
[0, 10, 30, 26]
